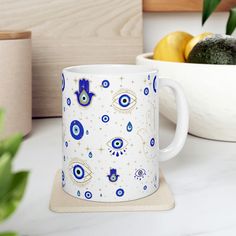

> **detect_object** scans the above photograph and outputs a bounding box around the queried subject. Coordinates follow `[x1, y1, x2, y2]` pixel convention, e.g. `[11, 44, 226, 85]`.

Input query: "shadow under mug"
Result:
[61, 64, 189, 202]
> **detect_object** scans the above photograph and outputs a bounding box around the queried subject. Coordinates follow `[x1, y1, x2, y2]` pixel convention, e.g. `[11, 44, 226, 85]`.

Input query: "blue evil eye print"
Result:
[150, 138, 155, 147]
[153, 75, 157, 93]
[112, 89, 137, 112]
[75, 79, 95, 106]
[70, 120, 84, 140]
[107, 137, 128, 157]
[62, 73, 65, 91]
[65, 141, 68, 147]
[119, 94, 131, 108]
[126, 121, 133, 132]
[107, 168, 119, 182]
[77, 190, 80, 197]
[144, 87, 149, 95]
[112, 138, 123, 149]
[69, 160, 92, 184]
[101, 115, 110, 123]
[143, 185, 147, 190]
[116, 188, 124, 197]
[84, 191, 92, 199]
[67, 98, 71, 106]
[88, 151, 93, 158]
[102, 80, 110, 88]
[62, 170, 65, 187]
[134, 168, 146, 180]
[148, 74, 151, 80]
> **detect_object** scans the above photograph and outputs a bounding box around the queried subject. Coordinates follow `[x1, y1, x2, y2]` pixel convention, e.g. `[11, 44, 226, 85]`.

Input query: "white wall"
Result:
[143, 12, 235, 52]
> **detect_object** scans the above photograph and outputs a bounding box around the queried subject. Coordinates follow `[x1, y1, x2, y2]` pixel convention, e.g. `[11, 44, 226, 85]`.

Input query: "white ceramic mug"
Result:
[61, 64, 188, 202]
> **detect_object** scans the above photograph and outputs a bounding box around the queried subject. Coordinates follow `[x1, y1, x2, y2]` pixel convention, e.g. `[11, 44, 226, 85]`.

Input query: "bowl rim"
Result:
[136, 52, 236, 67]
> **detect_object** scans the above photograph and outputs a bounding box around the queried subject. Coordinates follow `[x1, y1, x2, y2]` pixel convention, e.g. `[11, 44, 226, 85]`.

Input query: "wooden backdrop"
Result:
[0, 0, 143, 117]
[143, 0, 236, 12]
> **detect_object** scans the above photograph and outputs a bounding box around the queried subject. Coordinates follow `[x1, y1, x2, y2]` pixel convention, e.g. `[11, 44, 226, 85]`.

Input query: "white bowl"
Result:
[136, 53, 236, 141]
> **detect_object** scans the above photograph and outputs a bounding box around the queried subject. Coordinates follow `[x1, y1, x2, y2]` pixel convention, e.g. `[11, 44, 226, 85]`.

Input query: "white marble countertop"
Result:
[1, 116, 236, 236]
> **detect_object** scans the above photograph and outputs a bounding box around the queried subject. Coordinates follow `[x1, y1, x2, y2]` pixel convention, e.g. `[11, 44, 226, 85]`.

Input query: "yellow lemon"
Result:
[185, 32, 213, 60]
[153, 31, 193, 62]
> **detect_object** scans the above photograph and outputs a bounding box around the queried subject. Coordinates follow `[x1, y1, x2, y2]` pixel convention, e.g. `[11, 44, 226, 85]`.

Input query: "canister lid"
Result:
[0, 31, 31, 40]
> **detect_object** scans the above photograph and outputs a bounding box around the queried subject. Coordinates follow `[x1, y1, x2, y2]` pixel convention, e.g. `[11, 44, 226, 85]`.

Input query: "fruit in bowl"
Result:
[136, 31, 236, 141]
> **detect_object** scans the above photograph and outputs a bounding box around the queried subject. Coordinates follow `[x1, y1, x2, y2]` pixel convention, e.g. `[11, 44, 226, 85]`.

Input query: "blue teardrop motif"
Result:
[126, 122, 133, 132]
[88, 152, 93, 158]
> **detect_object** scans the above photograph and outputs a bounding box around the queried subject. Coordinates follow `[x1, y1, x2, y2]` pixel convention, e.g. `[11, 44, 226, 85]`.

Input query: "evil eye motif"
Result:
[67, 98, 71, 106]
[126, 121, 133, 132]
[75, 79, 95, 106]
[153, 75, 157, 93]
[116, 188, 124, 197]
[62, 170, 65, 187]
[101, 115, 110, 123]
[150, 138, 155, 147]
[134, 168, 146, 180]
[70, 120, 84, 140]
[107, 168, 119, 182]
[62, 73, 65, 92]
[143, 185, 147, 190]
[144, 87, 149, 95]
[148, 74, 151, 80]
[65, 141, 68, 147]
[107, 137, 128, 157]
[84, 191, 92, 199]
[119, 94, 131, 107]
[69, 160, 92, 184]
[112, 89, 137, 112]
[102, 80, 110, 88]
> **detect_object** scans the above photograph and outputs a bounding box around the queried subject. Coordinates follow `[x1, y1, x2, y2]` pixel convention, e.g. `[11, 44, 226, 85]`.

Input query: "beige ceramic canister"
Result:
[0, 31, 32, 138]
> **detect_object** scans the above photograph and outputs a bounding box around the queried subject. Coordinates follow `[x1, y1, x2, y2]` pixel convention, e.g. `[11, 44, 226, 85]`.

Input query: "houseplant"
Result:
[202, 0, 236, 35]
[0, 109, 29, 236]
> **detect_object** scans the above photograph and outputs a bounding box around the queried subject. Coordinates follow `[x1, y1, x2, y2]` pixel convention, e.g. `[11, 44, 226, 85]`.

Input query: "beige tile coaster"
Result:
[49, 170, 175, 213]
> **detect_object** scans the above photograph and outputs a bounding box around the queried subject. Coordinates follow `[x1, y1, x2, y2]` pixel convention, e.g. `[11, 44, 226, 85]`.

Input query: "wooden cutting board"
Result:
[0, 0, 143, 117]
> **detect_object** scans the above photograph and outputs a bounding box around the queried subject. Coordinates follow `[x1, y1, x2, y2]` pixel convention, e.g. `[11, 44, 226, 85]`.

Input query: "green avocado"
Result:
[187, 35, 236, 65]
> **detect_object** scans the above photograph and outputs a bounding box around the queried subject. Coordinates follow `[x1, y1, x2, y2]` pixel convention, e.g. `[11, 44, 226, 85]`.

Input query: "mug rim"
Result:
[63, 64, 157, 76]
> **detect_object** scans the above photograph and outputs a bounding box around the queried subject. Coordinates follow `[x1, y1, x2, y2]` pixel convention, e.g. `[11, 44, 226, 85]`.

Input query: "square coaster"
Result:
[49, 170, 175, 212]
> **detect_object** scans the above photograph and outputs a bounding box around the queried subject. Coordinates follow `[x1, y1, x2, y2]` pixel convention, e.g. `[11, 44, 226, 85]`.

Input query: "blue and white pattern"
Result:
[70, 120, 84, 140]
[101, 115, 110, 123]
[150, 138, 155, 147]
[116, 188, 124, 197]
[62, 69, 159, 202]
[112, 89, 137, 112]
[102, 80, 110, 88]
[107, 137, 128, 157]
[67, 98, 71, 106]
[84, 191, 93, 199]
[107, 168, 119, 182]
[144, 87, 149, 95]
[75, 79, 95, 106]
[62, 73, 65, 92]
[126, 121, 133, 132]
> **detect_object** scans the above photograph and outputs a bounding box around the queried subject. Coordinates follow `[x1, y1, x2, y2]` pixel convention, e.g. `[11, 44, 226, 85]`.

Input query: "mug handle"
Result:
[158, 78, 189, 162]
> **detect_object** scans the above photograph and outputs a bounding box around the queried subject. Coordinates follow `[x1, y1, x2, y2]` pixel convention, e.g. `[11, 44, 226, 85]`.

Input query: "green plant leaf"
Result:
[0, 171, 29, 222]
[0, 154, 13, 199]
[202, 0, 221, 25]
[0, 134, 23, 159]
[0, 232, 18, 236]
[226, 7, 236, 35]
